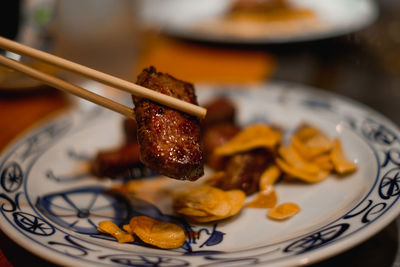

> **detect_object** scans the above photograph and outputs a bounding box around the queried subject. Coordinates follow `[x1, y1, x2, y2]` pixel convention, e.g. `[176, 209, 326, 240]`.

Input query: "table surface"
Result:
[1, 0, 400, 266]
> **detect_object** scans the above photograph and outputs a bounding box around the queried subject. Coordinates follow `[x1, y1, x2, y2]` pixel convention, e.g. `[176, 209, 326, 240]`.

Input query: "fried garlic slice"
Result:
[98, 221, 134, 243]
[267, 202, 300, 220]
[311, 154, 334, 171]
[276, 158, 330, 183]
[214, 124, 281, 156]
[259, 165, 281, 191]
[175, 208, 209, 217]
[330, 139, 357, 174]
[173, 186, 231, 217]
[278, 145, 322, 175]
[192, 189, 246, 223]
[129, 216, 185, 249]
[295, 125, 329, 144]
[123, 224, 133, 234]
[225, 189, 246, 216]
[246, 185, 277, 209]
[292, 125, 333, 160]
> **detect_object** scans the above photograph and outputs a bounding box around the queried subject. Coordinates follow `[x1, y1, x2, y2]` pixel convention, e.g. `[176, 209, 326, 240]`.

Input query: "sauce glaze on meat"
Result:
[133, 67, 204, 181]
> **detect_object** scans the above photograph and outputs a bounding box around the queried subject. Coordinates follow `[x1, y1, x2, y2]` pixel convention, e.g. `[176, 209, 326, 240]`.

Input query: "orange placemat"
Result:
[0, 89, 69, 151]
[136, 36, 275, 83]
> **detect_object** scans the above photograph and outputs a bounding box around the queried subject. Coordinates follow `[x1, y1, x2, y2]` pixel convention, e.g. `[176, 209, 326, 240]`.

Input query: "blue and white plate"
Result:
[1, 82, 400, 267]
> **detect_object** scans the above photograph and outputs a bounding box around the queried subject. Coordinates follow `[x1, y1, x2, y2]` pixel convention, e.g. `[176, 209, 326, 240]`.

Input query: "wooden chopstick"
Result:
[0, 36, 207, 119]
[0, 54, 135, 119]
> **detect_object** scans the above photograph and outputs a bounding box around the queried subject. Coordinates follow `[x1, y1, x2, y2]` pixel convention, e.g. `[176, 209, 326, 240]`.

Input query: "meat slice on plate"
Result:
[219, 149, 272, 195]
[91, 143, 142, 178]
[132, 66, 204, 181]
[202, 97, 236, 127]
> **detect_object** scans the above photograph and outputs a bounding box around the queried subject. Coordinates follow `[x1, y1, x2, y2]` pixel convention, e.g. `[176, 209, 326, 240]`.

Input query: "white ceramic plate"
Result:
[1, 82, 400, 267]
[141, 0, 378, 44]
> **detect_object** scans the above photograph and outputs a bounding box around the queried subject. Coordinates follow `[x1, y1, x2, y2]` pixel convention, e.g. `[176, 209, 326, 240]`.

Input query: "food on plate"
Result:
[214, 124, 281, 156]
[91, 143, 142, 178]
[275, 125, 356, 183]
[276, 157, 329, 183]
[203, 123, 241, 170]
[278, 145, 323, 174]
[173, 185, 246, 223]
[259, 164, 281, 190]
[123, 118, 138, 143]
[91, 117, 150, 178]
[98, 216, 185, 249]
[202, 97, 236, 127]
[202, 97, 240, 170]
[202, 101, 280, 195]
[95, 94, 357, 250]
[191, 0, 324, 39]
[267, 202, 300, 220]
[216, 149, 273, 195]
[92, 67, 204, 180]
[199, 109, 356, 221]
[133, 66, 204, 181]
[246, 185, 277, 209]
[204, 171, 227, 187]
[291, 125, 333, 160]
[230, 0, 288, 12]
[98, 221, 134, 243]
[128, 216, 186, 249]
[330, 139, 357, 174]
[227, 0, 315, 22]
[193, 190, 246, 223]
[173, 186, 232, 217]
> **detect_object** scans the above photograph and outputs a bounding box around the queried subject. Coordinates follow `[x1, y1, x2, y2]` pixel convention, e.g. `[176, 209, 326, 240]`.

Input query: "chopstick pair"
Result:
[0, 36, 207, 119]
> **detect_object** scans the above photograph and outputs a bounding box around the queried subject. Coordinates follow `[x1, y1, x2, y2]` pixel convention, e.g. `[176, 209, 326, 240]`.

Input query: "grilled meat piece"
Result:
[91, 143, 144, 178]
[203, 123, 240, 155]
[91, 117, 142, 178]
[201, 97, 239, 170]
[203, 122, 240, 170]
[218, 149, 272, 195]
[133, 67, 204, 181]
[123, 118, 138, 143]
[203, 97, 236, 127]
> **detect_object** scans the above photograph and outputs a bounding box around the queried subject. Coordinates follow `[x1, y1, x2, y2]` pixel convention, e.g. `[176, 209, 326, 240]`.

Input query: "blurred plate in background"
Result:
[141, 0, 378, 44]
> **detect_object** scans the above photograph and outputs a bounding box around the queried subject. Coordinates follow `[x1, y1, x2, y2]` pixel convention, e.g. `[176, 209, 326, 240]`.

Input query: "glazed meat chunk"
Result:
[132, 67, 204, 181]
[202, 97, 236, 127]
[218, 149, 272, 195]
[91, 143, 142, 178]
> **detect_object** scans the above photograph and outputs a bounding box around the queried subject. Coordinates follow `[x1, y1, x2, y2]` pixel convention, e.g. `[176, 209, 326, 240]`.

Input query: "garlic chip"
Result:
[214, 124, 281, 156]
[267, 202, 300, 220]
[98, 221, 134, 243]
[129, 216, 185, 249]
